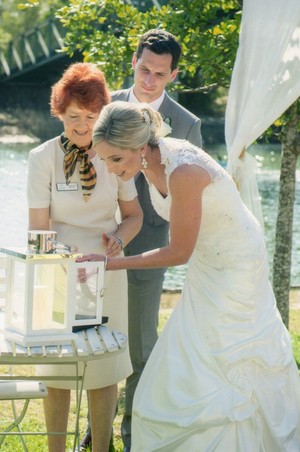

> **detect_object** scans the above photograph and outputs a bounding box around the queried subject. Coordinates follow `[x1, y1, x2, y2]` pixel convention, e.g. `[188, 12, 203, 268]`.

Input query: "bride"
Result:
[77, 101, 300, 451]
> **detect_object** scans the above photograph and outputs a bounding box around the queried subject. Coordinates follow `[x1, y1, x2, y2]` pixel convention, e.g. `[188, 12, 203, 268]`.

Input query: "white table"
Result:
[0, 315, 127, 451]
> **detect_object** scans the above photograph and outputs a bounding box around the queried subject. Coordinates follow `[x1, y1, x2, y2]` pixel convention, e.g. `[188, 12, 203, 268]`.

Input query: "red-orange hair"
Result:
[50, 62, 110, 117]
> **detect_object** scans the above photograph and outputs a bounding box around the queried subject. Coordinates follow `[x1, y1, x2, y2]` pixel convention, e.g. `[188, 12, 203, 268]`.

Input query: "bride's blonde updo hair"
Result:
[93, 101, 164, 150]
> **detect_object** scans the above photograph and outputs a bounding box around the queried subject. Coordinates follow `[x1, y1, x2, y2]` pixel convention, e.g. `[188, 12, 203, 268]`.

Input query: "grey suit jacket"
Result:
[111, 88, 202, 281]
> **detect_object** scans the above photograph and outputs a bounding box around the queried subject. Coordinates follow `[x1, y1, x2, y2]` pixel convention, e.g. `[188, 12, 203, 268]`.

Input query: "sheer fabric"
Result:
[225, 0, 300, 225]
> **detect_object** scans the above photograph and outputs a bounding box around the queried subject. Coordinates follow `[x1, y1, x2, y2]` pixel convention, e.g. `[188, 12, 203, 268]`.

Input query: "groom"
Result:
[80, 29, 203, 452]
[114, 29, 203, 452]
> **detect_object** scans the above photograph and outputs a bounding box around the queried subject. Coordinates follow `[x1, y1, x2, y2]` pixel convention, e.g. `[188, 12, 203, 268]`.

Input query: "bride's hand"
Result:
[76, 254, 105, 263]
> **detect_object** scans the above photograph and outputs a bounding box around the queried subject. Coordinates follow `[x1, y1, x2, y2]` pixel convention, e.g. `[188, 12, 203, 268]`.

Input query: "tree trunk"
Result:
[273, 101, 300, 328]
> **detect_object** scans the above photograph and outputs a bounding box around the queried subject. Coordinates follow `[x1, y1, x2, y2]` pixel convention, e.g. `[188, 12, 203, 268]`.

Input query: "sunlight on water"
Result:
[0, 144, 30, 248]
[0, 141, 299, 290]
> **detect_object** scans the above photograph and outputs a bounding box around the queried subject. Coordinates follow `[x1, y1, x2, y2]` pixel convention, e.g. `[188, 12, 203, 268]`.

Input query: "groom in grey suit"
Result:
[114, 30, 203, 452]
[79, 29, 203, 452]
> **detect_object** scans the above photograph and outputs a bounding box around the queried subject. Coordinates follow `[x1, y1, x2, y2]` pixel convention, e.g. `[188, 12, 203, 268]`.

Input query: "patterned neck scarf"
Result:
[60, 133, 97, 202]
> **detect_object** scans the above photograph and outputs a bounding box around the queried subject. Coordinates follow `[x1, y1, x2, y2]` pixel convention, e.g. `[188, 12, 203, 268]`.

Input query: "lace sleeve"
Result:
[158, 138, 224, 182]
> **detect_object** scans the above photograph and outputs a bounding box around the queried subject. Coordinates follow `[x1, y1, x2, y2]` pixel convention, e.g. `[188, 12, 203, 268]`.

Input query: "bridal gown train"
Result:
[131, 138, 300, 452]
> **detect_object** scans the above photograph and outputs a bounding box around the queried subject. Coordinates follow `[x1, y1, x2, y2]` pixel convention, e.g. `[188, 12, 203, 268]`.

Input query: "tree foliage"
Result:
[56, 0, 242, 91]
[0, 0, 66, 49]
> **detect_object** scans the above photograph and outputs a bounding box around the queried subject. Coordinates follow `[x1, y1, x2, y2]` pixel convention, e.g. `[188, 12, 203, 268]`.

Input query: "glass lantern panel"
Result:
[10, 260, 26, 329]
[32, 262, 68, 330]
[75, 265, 102, 322]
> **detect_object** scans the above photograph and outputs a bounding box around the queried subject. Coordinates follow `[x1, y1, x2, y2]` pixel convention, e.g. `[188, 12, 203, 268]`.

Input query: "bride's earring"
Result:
[141, 154, 148, 169]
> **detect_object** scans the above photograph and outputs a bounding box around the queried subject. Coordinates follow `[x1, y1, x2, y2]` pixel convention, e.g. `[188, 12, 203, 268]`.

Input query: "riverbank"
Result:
[0, 108, 61, 143]
[161, 288, 300, 311]
[0, 109, 225, 145]
[290, 287, 300, 309]
[0, 112, 40, 144]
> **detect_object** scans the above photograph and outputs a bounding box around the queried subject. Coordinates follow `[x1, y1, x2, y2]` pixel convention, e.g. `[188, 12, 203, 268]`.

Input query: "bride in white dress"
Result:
[78, 101, 300, 451]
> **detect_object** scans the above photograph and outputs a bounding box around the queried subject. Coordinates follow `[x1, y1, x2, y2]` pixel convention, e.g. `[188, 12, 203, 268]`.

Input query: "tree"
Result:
[272, 100, 300, 326]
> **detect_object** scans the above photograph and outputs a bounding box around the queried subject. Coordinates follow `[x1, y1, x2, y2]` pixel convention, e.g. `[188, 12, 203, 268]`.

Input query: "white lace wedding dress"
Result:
[131, 137, 300, 452]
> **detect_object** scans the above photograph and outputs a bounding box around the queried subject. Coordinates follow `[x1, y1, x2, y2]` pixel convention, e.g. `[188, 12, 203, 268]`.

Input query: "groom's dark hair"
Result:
[136, 29, 182, 71]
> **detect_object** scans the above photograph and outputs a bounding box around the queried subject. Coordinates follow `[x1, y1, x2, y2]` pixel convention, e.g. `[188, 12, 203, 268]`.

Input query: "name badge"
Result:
[56, 182, 78, 191]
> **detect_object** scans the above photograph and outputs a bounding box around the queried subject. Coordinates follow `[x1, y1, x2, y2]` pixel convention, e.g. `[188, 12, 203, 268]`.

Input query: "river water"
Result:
[1, 141, 300, 290]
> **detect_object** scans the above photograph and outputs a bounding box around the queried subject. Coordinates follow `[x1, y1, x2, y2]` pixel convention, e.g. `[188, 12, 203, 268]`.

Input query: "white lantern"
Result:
[0, 247, 105, 346]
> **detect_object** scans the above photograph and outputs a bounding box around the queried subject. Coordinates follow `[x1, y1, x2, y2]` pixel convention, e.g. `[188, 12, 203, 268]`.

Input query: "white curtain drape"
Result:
[225, 0, 300, 226]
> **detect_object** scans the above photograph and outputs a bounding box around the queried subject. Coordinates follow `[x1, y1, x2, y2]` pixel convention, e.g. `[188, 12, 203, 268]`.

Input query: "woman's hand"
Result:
[102, 232, 123, 256]
[76, 254, 105, 263]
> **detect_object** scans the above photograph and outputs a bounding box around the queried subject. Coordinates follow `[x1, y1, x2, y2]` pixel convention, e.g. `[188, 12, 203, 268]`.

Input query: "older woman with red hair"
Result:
[27, 63, 142, 452]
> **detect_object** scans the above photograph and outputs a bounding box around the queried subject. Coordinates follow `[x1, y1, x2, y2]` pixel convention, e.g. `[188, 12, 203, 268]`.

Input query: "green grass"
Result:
[0, 293, 299, 451]
[290, 303, 300, 369]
